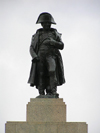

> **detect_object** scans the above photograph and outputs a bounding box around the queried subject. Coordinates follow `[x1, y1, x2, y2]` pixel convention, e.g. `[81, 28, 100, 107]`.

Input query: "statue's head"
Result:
[36, 12, 56, 24]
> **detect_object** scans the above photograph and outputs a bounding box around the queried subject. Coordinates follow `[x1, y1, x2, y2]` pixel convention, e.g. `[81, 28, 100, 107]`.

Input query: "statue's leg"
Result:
[46, 56, 58, 95]
[46, 86, 52, 95]
[37, 60, 45, 95]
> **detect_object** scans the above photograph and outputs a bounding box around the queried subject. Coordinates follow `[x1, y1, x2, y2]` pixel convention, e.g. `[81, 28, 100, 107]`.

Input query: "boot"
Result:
[38, 89, 45, 95]
[46, 86, 52, 95]
[51, 87, 59, 98]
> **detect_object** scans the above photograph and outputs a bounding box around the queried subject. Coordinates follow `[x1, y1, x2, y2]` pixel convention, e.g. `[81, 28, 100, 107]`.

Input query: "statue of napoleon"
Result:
[28, 12, 65, 98]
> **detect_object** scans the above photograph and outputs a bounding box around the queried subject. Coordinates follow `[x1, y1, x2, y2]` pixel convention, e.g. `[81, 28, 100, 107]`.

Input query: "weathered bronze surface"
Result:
[28, 12, 65, 98]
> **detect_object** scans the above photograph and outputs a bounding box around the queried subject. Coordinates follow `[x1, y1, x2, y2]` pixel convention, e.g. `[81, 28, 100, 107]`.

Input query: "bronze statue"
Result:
[28, 12, 65, 98]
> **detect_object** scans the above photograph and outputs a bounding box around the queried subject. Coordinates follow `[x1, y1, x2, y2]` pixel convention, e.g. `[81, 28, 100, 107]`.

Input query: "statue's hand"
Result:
[49, 39, 64, 50]
[43, 39, 57, 47]
[32, 57, 40, 62]
[43, 39, 50, 45]
[49, 39, 57, 46]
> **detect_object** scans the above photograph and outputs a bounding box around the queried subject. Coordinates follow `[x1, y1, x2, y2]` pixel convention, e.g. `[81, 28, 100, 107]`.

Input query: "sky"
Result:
[0, 0, 100, 132]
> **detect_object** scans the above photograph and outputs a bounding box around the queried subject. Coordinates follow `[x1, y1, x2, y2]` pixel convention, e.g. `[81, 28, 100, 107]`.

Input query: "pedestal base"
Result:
[5, 122, 88, 133]
[5, 98, 88, 133]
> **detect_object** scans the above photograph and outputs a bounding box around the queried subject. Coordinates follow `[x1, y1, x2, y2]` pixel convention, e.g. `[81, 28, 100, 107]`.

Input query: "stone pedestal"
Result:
[5, 98, 88, 133]
[27, 98, 66, 122]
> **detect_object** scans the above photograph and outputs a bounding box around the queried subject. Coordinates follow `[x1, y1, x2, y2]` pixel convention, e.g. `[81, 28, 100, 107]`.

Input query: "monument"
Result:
[5, 12, 88, 133]
[28, 12, 65, 98]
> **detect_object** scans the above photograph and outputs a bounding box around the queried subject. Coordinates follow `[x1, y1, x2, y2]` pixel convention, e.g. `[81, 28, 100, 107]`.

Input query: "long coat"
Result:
[28, 28, 65, 88]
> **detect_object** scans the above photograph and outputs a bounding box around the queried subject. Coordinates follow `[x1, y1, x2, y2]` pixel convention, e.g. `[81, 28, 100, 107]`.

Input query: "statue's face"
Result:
[41, 22, 51, 31]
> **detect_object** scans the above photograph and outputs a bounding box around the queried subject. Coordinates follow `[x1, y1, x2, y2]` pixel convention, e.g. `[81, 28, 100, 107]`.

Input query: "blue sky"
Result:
[0, 0, 100, 133]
